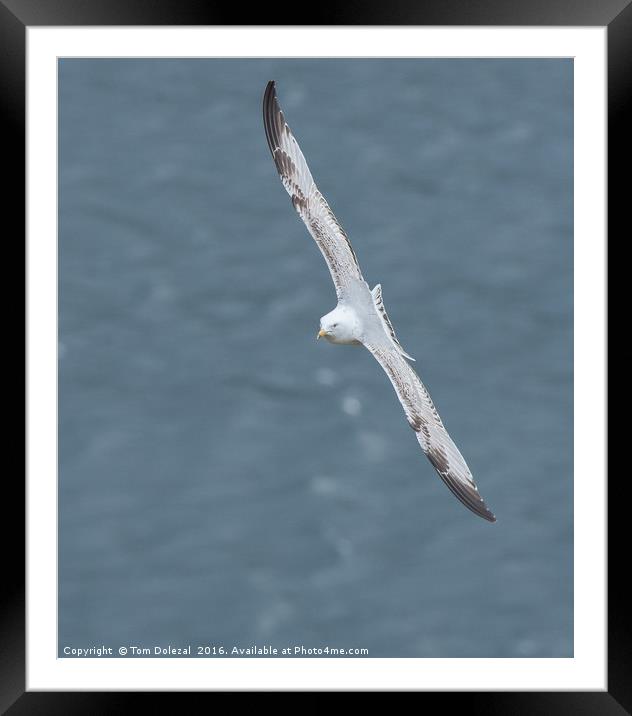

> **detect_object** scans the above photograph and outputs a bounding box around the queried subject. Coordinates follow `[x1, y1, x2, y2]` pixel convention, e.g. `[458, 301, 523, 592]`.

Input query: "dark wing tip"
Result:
[263, 80, 280, 155]
[437, 468, 497, 523]
[461, 490, 497, 523]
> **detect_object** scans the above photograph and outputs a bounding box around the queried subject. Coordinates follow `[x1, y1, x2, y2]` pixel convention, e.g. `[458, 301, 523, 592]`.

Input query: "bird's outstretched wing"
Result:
[263, 81, 364, 300]
[364, 341, 496, 522]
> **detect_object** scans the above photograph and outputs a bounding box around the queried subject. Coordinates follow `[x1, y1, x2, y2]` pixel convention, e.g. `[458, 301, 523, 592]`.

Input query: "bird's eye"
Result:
[332, 323, 338, 328]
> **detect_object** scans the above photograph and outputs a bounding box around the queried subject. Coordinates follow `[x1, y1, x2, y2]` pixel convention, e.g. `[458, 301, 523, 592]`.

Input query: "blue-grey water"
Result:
[58, 59, 573, 658]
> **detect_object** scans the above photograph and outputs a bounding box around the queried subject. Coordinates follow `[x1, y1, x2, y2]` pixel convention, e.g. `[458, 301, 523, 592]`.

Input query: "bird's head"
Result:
[317, 306, 358, 344]
[317, 321, 338, 342]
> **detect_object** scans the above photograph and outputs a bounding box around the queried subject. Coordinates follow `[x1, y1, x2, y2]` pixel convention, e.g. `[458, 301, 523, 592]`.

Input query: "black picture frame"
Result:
[7, 0, 619, 709]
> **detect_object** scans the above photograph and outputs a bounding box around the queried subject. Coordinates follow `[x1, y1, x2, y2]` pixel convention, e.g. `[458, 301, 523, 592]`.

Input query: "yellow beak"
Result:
[317, 329, 327, 340]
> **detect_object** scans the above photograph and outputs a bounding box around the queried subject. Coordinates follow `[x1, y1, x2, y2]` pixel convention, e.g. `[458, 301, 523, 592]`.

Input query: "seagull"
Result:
[263, 81, 496, 523]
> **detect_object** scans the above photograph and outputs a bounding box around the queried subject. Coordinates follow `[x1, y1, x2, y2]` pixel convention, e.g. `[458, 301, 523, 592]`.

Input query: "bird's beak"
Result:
[317, 328, 327, 340]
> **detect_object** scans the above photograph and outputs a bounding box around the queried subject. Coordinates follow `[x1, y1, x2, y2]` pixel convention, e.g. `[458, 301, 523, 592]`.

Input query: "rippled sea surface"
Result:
[58, 59, 573, 657]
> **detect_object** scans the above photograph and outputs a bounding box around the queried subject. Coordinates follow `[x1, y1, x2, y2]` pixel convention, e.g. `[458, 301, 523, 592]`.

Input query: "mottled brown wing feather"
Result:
[263, 81, 364, 300]
[365, 342, 496, 522]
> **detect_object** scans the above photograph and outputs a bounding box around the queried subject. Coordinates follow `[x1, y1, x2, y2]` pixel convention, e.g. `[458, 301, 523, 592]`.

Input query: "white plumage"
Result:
[263, 81, 496, 522]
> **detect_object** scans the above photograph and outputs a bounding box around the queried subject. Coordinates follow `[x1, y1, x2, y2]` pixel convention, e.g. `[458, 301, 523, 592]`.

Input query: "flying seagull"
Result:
[263, 81, 496, 523]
